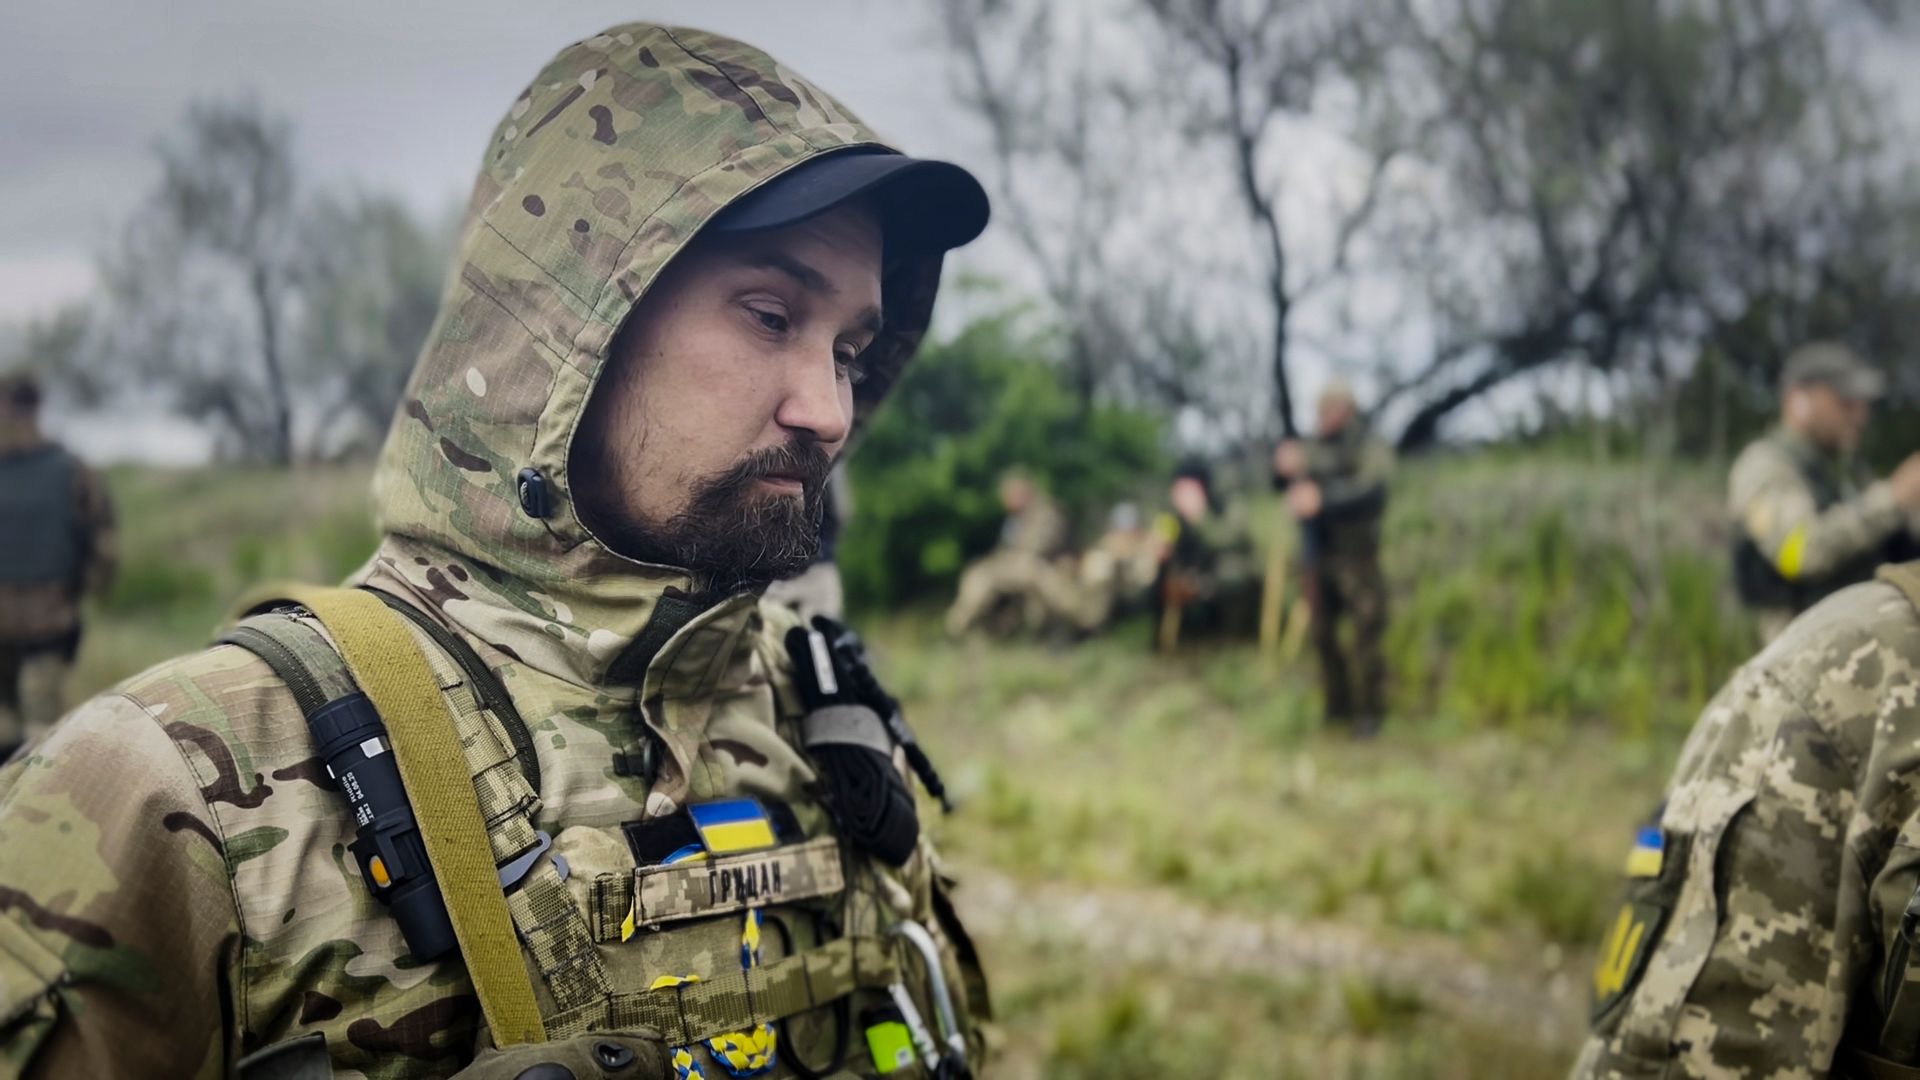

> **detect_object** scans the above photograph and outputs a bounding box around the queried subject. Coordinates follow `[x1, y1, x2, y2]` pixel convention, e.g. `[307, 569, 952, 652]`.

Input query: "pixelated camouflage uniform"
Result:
[0, 411, 116, 747]
[944, 492, 1076, 638]
[1571, 562, 1920, 1079]
[1297, 421, 1392, 723]
[1730, 425, 1917, 643]
[0, 25, 986, 1079]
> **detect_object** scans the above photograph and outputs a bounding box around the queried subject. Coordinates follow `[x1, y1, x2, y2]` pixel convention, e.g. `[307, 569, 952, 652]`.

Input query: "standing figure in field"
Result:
[1729, 341, 1920, 642]
[0, 372, 115, 757]
[0, 25, 991, 1078]
[1274, 380, 1393, 734]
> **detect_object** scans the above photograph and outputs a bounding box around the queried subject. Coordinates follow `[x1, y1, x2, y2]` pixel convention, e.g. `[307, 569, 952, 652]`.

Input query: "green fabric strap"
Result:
[275, 585, 548, 1047]
[1880, 563, 1920, 617]
[546, 935, 898, 1046]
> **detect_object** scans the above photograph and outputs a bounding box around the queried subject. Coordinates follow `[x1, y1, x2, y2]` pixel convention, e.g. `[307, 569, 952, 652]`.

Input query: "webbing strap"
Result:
[1881, 563, 1920, 617]
[507, 870, 611, 1012]
[275, 585, 547, 1047]
[1847, 1047, 1920, 1080]
[545, 935, 898, 1045]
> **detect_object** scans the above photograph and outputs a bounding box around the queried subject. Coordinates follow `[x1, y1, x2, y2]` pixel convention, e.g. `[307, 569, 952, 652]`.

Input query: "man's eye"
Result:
[751, 308, 789, 333]
[836, 353, 869, 386]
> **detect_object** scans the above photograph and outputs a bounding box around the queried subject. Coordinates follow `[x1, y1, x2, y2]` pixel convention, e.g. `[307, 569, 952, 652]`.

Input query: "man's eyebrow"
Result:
[748, 251, 884, 336]
[752, 253, 832, 294]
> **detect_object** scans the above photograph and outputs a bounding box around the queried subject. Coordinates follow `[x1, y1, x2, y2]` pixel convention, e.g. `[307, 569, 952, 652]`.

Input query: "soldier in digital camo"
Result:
[0, 25, 991, 1079]
[0, 372, 116, 756]
[1729, 342, 1920, 643]
[1571, 561, 1920, 1079]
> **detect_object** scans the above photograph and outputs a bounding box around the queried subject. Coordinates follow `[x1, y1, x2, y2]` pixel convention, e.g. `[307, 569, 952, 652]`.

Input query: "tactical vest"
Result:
[220, 585, 983, 1080]
[1732, 440, 1900, 615]
[0, 446, 79, 587]
[1845, 563, 1920, 1080]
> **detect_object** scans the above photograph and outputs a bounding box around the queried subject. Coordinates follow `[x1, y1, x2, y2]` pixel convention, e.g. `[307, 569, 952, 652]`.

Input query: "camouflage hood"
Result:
[367, 25, 948, 688]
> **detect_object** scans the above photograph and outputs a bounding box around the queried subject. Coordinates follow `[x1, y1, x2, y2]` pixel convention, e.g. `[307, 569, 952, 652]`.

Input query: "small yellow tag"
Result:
[621, 898, 637, 942]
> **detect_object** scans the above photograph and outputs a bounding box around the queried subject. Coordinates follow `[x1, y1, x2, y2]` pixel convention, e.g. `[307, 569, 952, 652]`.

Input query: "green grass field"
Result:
[68, 453, 1747, 1078]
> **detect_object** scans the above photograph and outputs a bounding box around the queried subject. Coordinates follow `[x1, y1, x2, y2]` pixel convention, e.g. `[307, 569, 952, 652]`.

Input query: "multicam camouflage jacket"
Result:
[0, 25, 985, 1079]
[1572, 563, 1920, 1079]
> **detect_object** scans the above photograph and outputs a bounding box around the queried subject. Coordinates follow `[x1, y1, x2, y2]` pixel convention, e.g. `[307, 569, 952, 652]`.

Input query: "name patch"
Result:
[619, 835, 844, 937]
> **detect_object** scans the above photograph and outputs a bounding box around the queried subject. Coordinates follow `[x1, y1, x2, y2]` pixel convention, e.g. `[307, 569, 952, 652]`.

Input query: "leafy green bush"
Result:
[840, 311, 1165, 608]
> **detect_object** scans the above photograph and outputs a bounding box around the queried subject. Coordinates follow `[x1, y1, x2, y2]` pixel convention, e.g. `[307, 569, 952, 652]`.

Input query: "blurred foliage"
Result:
[1384, 453, 1754, 736]
[839, 311, 1165, 608]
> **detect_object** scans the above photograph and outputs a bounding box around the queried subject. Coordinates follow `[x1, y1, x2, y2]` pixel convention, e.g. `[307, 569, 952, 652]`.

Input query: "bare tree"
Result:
[66, 101, 451, 462]
[1143, 0, 1405, 436]
[300, 193, 454, 456]
[94, 100, 304, 462]
[1382, 0, 1902, 449]
[942, 0, 1406, 439]
[940, 0, 1165, 410]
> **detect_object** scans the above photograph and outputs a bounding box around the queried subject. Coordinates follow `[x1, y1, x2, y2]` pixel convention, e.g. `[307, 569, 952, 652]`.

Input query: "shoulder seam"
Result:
[1754, 650, 1863, 781]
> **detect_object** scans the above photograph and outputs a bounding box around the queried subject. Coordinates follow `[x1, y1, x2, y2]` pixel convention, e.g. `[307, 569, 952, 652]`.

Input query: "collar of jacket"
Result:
[1772, 424, 1859, 478]
[354, 534, 762, 699]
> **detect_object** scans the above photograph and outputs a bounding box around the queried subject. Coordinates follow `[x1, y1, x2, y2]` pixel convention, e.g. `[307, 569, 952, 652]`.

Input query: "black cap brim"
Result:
[711, 149, 990, 254]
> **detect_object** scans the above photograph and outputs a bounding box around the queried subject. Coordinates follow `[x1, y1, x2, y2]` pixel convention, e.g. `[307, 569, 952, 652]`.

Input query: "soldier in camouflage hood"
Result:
[0, 25, 989, 1079]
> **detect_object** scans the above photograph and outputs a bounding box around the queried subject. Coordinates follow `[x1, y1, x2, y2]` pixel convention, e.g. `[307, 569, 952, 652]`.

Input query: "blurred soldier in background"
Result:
[1275, 380, 1393, 734]
[1072, 502, 1160, 633]
[1730, 341, 1920, 642]
[0, 372, 115, 757]
[1572, 561, 1920, 1077]
[1154, 459, 1259, 649]
[765, 463, 853, 622]
[946, 468, 1077, 637]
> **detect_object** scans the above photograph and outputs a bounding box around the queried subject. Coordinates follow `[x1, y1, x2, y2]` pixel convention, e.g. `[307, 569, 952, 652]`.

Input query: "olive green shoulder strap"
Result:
[227, 585, 548, 1048]
[1880, 563, 1920, 617]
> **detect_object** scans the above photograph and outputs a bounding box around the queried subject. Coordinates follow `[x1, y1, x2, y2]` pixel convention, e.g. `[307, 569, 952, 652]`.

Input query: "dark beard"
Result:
[587, 439, 833, 595]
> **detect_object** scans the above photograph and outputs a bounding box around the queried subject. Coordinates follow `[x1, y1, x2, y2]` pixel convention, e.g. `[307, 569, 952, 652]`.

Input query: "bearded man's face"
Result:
[571, 203, 882, 592]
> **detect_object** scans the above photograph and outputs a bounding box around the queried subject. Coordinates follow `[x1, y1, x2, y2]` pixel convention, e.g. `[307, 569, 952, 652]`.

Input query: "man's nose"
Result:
[774, 348, 852, 447]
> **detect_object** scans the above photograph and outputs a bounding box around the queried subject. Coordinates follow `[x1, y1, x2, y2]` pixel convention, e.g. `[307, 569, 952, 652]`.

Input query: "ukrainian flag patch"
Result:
[1623, 826, 1663, 878]
[689, 799, 778, 856]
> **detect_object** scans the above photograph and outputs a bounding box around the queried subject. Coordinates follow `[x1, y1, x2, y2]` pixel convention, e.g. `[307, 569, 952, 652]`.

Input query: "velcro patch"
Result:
[612, 836, 844, 939]
[1591, 897, 1667, 1024]
[689, 798, 778, 856]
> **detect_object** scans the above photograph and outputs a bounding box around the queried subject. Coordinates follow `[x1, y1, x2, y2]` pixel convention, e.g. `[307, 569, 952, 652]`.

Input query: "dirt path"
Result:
[950, 864, 1588, 1049]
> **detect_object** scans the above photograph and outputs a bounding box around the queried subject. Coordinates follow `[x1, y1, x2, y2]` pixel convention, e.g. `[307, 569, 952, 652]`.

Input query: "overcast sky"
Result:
[0, 0, 985, 326]
[5, 4, 1916, 461]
